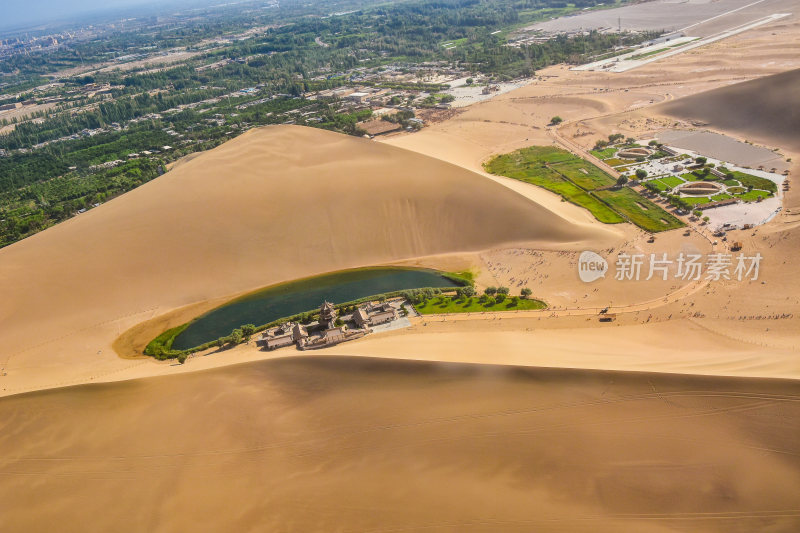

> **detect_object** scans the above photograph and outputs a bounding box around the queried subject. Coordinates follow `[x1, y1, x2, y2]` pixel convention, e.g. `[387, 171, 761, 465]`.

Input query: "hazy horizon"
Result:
[0, 0, 213, 32]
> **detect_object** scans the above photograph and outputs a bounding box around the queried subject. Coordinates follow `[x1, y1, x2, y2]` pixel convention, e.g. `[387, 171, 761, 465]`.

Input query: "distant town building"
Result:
[347, 92, 370, 103]
[357, 119, 402, 137]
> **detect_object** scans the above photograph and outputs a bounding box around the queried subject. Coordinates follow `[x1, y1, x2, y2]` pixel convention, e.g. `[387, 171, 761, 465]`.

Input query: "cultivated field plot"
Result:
[595, 187, 685, 232]
[485, 148, 625, 223]
[554, 159, 617, 190]
[486, 146, 685, 231]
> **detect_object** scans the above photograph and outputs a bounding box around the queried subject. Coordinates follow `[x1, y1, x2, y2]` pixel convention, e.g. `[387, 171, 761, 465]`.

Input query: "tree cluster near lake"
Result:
[415, 292, 547, 315]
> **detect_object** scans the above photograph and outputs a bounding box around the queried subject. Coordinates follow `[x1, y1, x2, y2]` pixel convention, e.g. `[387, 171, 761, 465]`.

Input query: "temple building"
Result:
[259, 321, 308, 351]
[319, 301, 338, 329]
[352, 302, 397, 328]
[259, 299, 401, 352]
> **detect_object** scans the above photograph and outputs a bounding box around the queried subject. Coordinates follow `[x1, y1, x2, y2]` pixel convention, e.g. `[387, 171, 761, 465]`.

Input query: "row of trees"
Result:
[483, 286, 533, 298]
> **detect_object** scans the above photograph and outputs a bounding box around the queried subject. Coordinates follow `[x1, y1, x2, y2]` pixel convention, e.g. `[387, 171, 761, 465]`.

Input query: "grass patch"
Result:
[591, 147, 617, 159]
[726, 171, 777, 194]
[594, 187, 685, 232]
[445, 270, 476, 285]
[629, 47, 669, 60]
[603, 157, 636, 167]
[660, 175, 685, 188]
[683, 197, 711, 206]
[416, 295, 547, 314]
[144, 323, 190, 358]
[646, 179, 670, 192]
[551, 159, 616, 190]
[736, 190, 772, 202]
[509, 145, 577, 164]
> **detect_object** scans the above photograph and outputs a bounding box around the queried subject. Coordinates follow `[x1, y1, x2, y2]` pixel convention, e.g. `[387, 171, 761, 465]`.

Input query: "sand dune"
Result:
[659, 69, 800, 151]
[1, 356, 798, 533]
[0, 125, 616, 396]
[1, 17, 800, 533]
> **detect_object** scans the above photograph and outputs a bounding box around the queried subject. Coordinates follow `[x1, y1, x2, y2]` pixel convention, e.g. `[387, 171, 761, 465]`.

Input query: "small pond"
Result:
[171, 267, 462, 350]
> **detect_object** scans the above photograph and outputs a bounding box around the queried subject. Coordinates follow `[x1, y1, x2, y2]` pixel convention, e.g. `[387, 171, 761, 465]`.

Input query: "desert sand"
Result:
[2, 356, 799, 533]
[1, 8, 800, 533]
[659, 68, 800, 152]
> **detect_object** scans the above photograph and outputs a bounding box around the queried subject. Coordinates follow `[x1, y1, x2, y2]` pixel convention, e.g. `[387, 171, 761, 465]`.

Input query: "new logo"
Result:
[578, 250, 608, 283]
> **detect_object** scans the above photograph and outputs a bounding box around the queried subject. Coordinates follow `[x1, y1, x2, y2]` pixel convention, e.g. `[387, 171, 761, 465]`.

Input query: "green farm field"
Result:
[484, 147, 624, 224]
[486, 146, 687, 231]
[595, 187, 685, 232]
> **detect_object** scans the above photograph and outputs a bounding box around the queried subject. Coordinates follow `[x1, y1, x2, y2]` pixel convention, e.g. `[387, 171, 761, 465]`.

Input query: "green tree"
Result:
[635, 169, 648, 180]
[521, 288, 532, 299]
[497, 286, 509, 295]
[485, 286, 497, 296]
[550, 116, 563, 125]
[617, 175, 629, 186]
[241, 324, 256, 340]
[229, 328, 243, 345]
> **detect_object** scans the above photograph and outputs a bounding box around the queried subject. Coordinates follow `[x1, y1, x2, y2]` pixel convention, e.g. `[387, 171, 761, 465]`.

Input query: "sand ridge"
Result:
[1, 356, 798, 533]
[0, 125, 619, 397]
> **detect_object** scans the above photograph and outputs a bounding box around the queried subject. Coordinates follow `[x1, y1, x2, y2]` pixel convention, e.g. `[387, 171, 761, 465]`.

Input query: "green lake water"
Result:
[171, 268, 462, 350]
